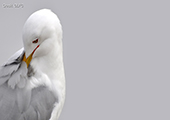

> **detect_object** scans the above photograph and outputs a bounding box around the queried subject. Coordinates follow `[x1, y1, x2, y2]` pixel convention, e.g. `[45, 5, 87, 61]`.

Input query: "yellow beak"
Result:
[22, 53, 33, 68]
[22, 45, 40, 68]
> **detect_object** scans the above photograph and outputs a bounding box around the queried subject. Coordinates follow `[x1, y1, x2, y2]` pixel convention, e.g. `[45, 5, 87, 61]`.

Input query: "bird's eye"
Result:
[32, 39, 38, 43]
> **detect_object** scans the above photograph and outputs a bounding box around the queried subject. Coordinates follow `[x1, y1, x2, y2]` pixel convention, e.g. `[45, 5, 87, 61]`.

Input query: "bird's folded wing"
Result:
[0, 48, 56, 120]
[0, 48, 27, 88]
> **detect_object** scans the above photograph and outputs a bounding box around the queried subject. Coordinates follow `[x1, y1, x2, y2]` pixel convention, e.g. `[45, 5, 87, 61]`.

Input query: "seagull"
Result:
[0, 9, 65, 120]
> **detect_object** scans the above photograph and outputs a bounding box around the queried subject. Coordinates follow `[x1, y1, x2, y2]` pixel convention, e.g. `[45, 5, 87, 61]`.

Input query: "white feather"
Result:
[23, 9, 65, 120]
[0, 9, 65, 120]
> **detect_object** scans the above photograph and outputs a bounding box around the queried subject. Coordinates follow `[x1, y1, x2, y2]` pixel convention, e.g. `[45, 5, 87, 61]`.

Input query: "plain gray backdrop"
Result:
[0, 0, 170, 120]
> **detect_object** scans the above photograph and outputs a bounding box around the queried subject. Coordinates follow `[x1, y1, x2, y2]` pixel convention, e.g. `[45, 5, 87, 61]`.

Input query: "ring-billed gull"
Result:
[0, 9, 65, 120]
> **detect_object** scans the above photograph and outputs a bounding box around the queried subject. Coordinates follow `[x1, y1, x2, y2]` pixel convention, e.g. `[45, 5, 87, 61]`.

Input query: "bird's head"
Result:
[22, 9, 62, 67]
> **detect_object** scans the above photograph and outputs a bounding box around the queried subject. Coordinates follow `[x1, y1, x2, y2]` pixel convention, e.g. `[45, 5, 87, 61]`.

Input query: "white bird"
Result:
[0, 9, 65, 120]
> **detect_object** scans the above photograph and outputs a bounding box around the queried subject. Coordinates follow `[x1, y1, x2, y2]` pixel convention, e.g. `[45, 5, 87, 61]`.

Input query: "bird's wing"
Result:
[0, 48, 27, 88]
[0, 48, 57, 120]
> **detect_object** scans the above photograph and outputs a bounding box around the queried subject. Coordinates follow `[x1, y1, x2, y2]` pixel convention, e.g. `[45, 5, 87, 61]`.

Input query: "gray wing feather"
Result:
[0, 75, 10, 86]
[0, 84, 21, 120]
[8, 62, 27, 89]
[0, 48, 57, 120]
[0, 64, 20, 77]
[0, 48, 24, 77]
[17, 87, 31, 113]
[0, 48, 25, 87]
[0, 84, 56, 120]
[8, 68, 22, 89]
[29, 86, 57, 120]
[3, 48, 24, 66]
[21, 86, 56, 120]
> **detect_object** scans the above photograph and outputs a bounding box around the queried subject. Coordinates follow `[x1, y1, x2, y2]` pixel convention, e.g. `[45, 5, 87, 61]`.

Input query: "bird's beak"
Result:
[22, 45, 40, 67]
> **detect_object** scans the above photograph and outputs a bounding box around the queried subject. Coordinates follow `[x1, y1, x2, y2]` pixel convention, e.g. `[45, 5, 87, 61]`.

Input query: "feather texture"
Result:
[0, 49, 57, 120]
[0, 9, 65, 120]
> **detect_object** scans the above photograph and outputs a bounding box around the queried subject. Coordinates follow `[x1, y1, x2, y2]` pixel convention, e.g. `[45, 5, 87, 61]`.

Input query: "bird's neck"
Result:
[30, 46, 65, 81]
[29, 45, 66, 110]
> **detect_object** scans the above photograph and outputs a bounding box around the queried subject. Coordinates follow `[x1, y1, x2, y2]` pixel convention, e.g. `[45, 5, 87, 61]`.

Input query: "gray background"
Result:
[0, 0, 170, 120]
